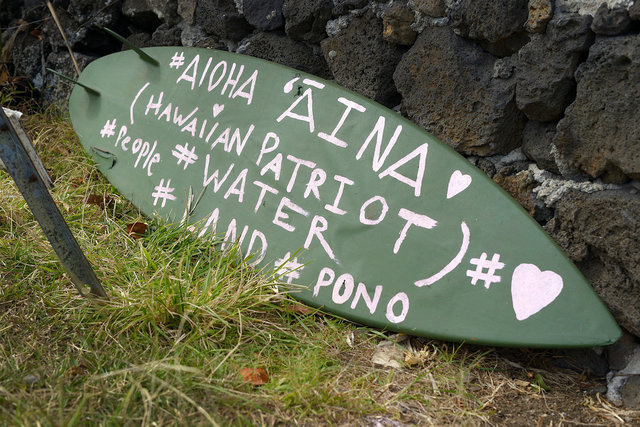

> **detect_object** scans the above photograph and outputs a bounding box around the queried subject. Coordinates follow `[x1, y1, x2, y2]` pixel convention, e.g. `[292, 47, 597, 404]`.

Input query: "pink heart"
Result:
[447, 170, 472, 199]
[511, 264, 563, 321]
[213, 104, 225, 117]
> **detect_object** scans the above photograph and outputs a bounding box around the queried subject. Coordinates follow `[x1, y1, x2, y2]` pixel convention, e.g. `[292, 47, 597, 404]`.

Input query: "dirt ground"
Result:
[354, 338, 640, 426]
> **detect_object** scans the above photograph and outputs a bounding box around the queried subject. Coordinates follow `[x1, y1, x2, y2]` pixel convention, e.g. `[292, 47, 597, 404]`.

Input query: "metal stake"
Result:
[0, 108, 107, 298]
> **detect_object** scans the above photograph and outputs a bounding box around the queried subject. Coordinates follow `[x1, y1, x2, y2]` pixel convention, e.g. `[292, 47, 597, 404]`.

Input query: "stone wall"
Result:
[1, 0, 639, 406]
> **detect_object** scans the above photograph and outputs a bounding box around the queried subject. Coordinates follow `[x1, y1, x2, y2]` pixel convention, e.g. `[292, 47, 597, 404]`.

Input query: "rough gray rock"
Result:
[238, 32, 332, 79]
[195, 0, 252, 42]
[177, 0, 197, 25]
[445, 0, 530, 56]
[521, 121, 560, 174]
[516, 13, 594, 122]
[545, 190, 640, 337]
[321, 9, 404, 107]
[394, 26, 526, 156]
[555, 34, 640, 183]
[607, 344, 640, 408]
[283, 0, 332, 43]
[555, 0, 634, 16]
[591, 3, 632, 35]
[243, 0, 285, 31]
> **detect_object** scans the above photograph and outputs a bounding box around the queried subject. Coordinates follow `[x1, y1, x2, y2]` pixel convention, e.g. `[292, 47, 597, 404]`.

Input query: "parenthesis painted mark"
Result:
[284, 77, 300, 94]
[414, 221, 470, 287]
[130, 81, 150, 125]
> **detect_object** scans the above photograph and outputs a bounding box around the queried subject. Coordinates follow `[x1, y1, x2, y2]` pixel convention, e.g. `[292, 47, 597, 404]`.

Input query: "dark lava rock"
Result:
[411, 0, 446, 18]
[48, 0, 121, 54]
[151, 23, 182, 46]
[239, 32, 331, 79]
[44, 51, 97, 103]
[607, 331, 639, 371]
[446, 0, 530, 56]
[243, 0, 284, 31]
[492, 165, 538, 216]
[383, 0, 417, 45]
[125, 32, 152, 49]
[0, 0, 22, 28]
[521, 120, 560, 174]
[321, 9, 404, 107]
[42, 5, 84, 51]
[555, 34, 640, 183]
[516, 13, 594, 122]
[394, 26, 525, 156]
[122, 0, 163, 31]
[631, 1, 640, 21]
[11, 30, 47, 90]
[591, 3, 631, 36]
[332, 0, 369, 16]
[551, 348, 609, 377]
[545, 190, 640, 337]
[283, 0, 332, 43]
[195, 0, 252, 42]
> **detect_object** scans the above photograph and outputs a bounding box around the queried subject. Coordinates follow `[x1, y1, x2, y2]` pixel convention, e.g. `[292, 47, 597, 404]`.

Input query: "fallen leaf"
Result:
[126, 222, 147, 239]
[239, 367, 269, 386]
[84, 194, 114, 210]
[372, 341, 404, 369]
[0, 67, 8, 85]
[291, 302, 314, 315]
[404, 348, 432, 367]
[345, 331, 354, 348]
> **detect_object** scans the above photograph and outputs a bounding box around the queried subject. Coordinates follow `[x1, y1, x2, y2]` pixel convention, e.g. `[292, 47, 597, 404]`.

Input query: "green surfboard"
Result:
[68, 46, 621, 347]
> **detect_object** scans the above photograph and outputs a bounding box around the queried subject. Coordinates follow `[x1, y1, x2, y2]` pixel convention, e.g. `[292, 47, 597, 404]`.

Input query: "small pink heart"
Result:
[511, 264, 563, 321]
[213, 104, 225, 117]
[447, 170, 472, 199]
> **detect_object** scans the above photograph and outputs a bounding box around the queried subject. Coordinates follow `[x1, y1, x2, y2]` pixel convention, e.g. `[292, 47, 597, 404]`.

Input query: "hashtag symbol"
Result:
[466, 252, 505, 289]
[152, 179, 177, 208]
[274, 252, 305, 284]
[171, 143, 198, 170]
[100, 119, 117, 138]
[169, 52, 185, 69]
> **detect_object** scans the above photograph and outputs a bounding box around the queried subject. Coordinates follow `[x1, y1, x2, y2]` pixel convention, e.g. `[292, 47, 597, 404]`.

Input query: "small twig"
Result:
[45, 0, 81, 77]
[0, 18, 50, 32]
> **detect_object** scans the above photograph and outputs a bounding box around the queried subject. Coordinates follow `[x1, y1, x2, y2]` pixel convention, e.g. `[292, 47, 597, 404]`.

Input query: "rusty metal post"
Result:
[0, 107, 107, 298]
